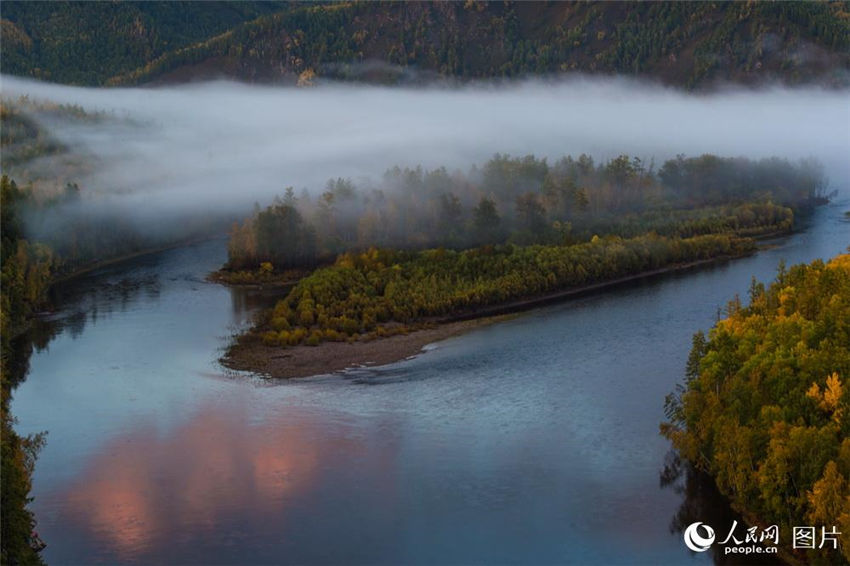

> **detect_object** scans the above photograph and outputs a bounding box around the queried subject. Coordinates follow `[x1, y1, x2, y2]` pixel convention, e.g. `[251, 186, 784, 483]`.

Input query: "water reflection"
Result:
[5, 318, 62, 389]
[50, 267, 162, 313]
[229, 286, 287, 319]
[661, 451, 779, 565]
[11, 204, 847, 565]
[9, 242, 285, 563]
[41, 272, 162, 342]
[28, 244, 279, 359]
[48, 398, 372, 564]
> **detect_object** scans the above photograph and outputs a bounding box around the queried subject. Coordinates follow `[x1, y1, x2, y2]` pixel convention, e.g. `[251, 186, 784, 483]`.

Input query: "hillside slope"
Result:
[3, 1, 850, 89]
[0, 1, 288, 85]
[2, 1, 848, 89]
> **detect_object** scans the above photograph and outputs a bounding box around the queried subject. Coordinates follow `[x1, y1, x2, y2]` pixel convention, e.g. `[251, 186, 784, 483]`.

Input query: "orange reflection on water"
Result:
[66, 438, 156, 555]
[60, 399, 341, 559]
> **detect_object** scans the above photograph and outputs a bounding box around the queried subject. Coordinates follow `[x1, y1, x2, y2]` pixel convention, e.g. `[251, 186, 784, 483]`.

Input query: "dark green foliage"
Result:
[0, 418, 45, 566]
[0, 1, 288, 85]
[663, 254, 850, 562]
[514, 192, 548, 239]
[1, 176, 49, 566]
[228, 200, 317, 271]
[0, 177, 54, 345]
[658, 154, 829, 206]
[253, 203, 316, 268]
[472, 197, 503, 245]
[3, 2, 848, 88]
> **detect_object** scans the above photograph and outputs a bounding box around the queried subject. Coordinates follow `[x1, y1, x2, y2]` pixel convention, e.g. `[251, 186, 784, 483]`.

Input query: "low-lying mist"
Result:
[2, 74, 848, 240]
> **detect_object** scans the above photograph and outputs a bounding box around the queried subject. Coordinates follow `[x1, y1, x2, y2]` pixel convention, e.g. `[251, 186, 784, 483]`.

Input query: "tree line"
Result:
[226, 152, 816, 271]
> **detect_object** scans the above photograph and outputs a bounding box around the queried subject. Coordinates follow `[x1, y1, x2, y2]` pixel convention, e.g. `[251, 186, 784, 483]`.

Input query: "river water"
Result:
[10, 201, 849, 565]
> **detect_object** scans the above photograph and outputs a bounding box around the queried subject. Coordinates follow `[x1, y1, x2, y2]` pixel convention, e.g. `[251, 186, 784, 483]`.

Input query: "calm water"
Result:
[11, 202, 849, 565]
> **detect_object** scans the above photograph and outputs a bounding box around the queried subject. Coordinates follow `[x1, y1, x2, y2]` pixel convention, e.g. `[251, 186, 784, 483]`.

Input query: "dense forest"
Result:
[663, 254, 850, 563]
[2, 2, 849, 89]
[249, 233, 754, 348]
[0, 1, 287, 85]
[1, 176, 51, 566]
[224, 152, 819, 272]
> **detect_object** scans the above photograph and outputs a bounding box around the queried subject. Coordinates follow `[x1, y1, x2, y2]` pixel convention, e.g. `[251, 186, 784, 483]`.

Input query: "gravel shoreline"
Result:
[221, 318, 501, 378]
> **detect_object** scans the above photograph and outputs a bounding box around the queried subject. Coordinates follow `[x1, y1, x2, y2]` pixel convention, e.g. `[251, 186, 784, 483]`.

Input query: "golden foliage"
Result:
[664, 254, 850, 562]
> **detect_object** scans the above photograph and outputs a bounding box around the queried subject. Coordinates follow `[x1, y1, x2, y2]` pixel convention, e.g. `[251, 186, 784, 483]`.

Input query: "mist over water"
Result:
[2, 74, 849, 220]
[3, 72, 850, 565]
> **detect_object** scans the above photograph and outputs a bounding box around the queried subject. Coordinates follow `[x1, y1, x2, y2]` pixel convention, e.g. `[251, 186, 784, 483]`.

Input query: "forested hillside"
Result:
[663, 254, 850, 563]
[2, 1, 848, 88]
[0, 1, 288, 85]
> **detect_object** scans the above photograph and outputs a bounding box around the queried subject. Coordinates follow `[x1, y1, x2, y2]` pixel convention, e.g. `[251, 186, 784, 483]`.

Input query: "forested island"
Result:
[222, 152, 817, 273]
[662, 253, 850, 563]
[224, 233, 759, 378]
[219, 152, 827, 377]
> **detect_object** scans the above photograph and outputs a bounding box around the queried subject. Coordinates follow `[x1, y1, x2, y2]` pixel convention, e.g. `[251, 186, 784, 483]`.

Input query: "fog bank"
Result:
[2, 74, 849, 217]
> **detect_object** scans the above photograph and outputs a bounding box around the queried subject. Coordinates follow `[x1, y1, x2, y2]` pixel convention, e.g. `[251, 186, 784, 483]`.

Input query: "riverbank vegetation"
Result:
[224, 152, 814, 273]
[0, 178, 54, 340]
[1, 176, 49, 566]
[1, 102, 171, 558]
[207, 263, 311, 288]
[662, 254, 850, 563]
[246, 233, 753, 348]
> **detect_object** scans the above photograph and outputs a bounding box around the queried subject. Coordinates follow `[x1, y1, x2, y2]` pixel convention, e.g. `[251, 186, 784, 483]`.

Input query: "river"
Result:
[10, 200, 849, 565]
